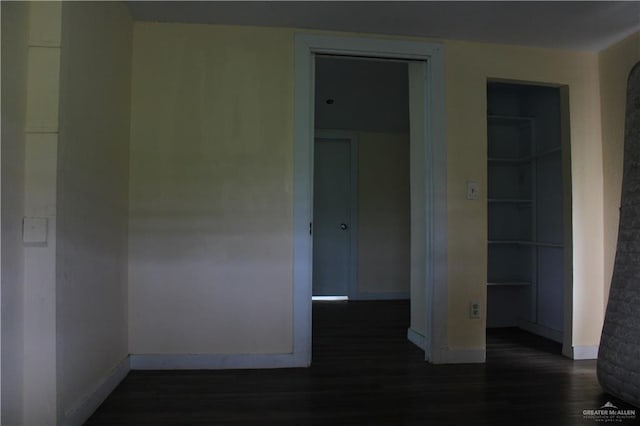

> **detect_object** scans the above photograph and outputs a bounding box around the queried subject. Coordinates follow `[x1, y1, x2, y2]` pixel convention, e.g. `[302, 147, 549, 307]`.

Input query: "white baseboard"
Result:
[352, 292, 409, 301]
[407, 328, 426, 350]
[572, 345, 599, 360]
[406, 329, 485, 364]
[130, 352, 308, 370]
[62, 356, 130, 426]
[437, 348, 486, 364]
[517, 319, 563, 343]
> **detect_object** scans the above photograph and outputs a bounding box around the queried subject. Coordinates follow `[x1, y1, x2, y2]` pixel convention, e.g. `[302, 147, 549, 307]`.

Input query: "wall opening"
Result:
[293, 34, 448, 365]
[485, 80, 573, 355]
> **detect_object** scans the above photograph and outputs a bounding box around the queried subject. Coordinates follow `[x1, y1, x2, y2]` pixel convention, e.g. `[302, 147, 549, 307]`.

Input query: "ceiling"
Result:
[126, 1, 640, 52]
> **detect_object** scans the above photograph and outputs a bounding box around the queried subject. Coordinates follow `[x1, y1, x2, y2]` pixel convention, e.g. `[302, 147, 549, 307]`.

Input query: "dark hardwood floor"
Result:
[85, 301, 635, 425]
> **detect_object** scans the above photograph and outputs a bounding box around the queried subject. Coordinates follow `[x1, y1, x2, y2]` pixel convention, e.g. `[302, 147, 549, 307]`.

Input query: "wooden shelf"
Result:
[534, 146, 561, 158]
[487, 281, 531, 287]
[489, 240, 564, 248]
[536, 242, 564, 248]
[489, 240, 532, 245]
[488, 157, 531, 164]
[488, 114, 534, 121]
[488, 199, 532, 204]
[489, 147, 560, 164]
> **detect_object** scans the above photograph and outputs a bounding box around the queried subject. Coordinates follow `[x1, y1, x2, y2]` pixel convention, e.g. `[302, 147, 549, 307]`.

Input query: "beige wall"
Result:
[1, 2, 29, 424]
[57, 1, 132, 422]
[599, 32, 640, 305]
[444, 41, 604, 351]
[128, 23, 294, 354]
[128, 22, 609, 357]
[357, 132, 410, 296]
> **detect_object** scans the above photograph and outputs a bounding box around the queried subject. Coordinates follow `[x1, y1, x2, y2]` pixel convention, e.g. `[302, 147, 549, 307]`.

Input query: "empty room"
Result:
[2, 1, 640, 425]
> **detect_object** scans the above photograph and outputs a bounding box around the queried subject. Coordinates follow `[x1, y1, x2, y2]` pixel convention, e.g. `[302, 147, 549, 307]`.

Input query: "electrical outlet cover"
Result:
[470, 301, 481, 319]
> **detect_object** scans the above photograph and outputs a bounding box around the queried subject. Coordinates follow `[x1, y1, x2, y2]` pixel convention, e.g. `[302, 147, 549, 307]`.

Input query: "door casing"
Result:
[293, 34, 448, 365]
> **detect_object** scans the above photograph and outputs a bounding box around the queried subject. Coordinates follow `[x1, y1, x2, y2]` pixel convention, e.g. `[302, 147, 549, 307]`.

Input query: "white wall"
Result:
[1, 3, 132, 424]
[56, 2, 132, 423]
[1, 2, 28, 424]
[22, 2, 61, 424]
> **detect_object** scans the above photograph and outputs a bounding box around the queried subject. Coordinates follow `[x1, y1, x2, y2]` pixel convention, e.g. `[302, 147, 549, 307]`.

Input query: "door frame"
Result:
[292, 34, 448, 365]
[313, 130, 359, 300]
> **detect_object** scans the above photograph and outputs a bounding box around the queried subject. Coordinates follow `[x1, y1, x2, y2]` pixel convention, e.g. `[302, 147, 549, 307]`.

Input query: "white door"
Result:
[313, 137, 353, 296]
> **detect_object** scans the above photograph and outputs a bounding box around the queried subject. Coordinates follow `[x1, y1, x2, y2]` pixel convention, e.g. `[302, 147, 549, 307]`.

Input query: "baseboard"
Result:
[62, 356, 130, 426]
[437, 348, 486, 364]
[572, 345, 599, 360]
[130, 352, 308, 370]
[352, 292, 409, 301]
[517, 319, 563, 343]
[407, 328, 426, 350]
[406, 330, 485, 364]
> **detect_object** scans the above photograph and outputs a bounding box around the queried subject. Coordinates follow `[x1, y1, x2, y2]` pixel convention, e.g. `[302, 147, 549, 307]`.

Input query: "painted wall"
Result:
[56, 2, 132, 423]
[357, 132, 410, 296]
[128, 23, 294, 354]
[128, 22, 608, 358]
[1, 2, 28, 423]
[600, 32, 640, 305]
[22, 2, 62, 424]
[445, 41, 603, 354]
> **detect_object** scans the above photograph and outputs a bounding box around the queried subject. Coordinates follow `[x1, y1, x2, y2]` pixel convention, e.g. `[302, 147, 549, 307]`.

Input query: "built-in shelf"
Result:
[488, 240, 532, 245]
[488, 157, 531, 164]
[488, 199, 532, 204]
[489, 240, 563, 248]
[489, 147, 561, 164]
[487, 83, 565, 333]
[535, 242, 564, 248]
[487, 281, 531, 287]
[488, 114, 535, 121]
[535, 146, 561, 158]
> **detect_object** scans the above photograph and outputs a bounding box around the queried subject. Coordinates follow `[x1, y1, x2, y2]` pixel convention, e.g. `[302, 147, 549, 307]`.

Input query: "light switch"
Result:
[23, 217, 48, 244]
[466, 181, 479, 200]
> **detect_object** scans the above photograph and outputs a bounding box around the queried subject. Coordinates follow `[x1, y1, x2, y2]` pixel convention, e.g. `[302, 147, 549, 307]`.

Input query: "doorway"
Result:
[486, 81, 571, 352]
[312, 131, 358, 300]
[292, 34, 448, 365]
[312, 54, 412, 303]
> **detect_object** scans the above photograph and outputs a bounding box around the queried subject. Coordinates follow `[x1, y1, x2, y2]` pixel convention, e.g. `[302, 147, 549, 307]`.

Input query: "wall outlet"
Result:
[470, 301, 481, 319]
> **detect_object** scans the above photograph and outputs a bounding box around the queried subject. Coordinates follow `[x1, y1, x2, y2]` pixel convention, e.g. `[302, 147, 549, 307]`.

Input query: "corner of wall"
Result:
[60, 357, 130, 426]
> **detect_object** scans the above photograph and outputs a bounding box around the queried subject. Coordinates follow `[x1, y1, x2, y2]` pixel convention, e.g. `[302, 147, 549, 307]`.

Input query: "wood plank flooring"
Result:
[85, 301, 632, 425]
